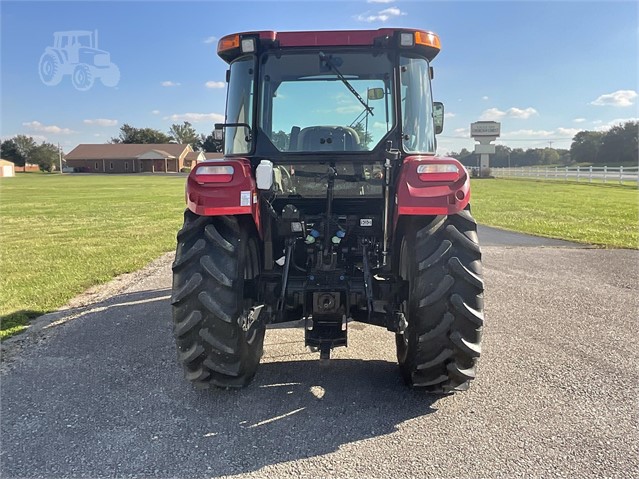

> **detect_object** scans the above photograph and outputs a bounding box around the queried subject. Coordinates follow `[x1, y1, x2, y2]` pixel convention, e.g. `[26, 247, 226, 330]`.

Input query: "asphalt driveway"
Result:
[1, 228, 637, 478]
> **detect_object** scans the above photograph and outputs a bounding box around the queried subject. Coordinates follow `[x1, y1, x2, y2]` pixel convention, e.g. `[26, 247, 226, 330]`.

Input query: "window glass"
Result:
[260, 52, 394, 153]
[224, 56, 255, 155]
[400, 56, 435, 153]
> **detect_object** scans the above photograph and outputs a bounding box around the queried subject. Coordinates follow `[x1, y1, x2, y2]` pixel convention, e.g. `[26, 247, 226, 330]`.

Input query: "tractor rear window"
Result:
[259, 52, 395, 153]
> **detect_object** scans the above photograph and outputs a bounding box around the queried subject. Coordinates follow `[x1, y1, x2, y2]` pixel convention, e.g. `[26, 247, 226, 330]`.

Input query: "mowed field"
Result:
[1, 173, 637, 339]
[471, 178, 638, 249]
[0, 174, 186, 338]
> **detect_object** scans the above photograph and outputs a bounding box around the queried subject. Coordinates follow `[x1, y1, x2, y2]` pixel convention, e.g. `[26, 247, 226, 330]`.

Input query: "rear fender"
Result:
[394, 155, 470, 224]
[186, 158, 262, 237]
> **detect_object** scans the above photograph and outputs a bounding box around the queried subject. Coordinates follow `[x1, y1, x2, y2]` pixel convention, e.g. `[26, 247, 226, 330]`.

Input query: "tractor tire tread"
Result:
[172, 210, 265, 389]
[397, 208, 484, 393]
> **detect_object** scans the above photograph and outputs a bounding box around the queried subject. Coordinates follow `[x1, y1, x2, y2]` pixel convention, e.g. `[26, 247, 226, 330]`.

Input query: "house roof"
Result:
[137, 150, 176, 160]
[203, 152, 224, 160]
[0, 159, 16, 166]
[185, 151, 204, 161]
[65, 143, 190, 160]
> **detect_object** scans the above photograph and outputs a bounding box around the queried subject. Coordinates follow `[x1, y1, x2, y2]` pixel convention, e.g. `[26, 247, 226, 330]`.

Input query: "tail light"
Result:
[195, 165, 234, 184]
[417, 163, 461, 182]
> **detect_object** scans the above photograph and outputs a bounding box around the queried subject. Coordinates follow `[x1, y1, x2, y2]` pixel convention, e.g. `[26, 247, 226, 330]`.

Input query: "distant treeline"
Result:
[450, 120, 638, 167]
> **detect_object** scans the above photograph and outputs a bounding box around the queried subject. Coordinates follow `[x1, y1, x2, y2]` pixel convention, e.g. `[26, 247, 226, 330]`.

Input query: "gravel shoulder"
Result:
[1, 246, 638, 478]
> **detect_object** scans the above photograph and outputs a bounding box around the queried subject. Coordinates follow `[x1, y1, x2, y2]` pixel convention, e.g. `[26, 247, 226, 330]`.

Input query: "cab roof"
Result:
[216, 28, 441, 63]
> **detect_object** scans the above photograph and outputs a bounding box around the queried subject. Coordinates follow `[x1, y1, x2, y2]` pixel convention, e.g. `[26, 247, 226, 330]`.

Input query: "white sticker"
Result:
[360, 218, 373, 227]
[240, 191, 251, 207]
[253, 193, 258, 204]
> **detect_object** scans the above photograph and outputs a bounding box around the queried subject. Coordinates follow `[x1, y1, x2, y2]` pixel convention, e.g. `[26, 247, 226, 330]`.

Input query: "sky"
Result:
[1, 0, 637, 155]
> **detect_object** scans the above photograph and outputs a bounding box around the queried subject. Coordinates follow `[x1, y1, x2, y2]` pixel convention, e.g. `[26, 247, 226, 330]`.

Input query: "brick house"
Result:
[65, 143, 199, 173]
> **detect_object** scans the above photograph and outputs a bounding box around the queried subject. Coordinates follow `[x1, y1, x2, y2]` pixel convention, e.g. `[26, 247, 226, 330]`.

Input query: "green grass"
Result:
[470, 178, 639, 249]
[0, 174, 186, 339]
[1, 174, 637, 340]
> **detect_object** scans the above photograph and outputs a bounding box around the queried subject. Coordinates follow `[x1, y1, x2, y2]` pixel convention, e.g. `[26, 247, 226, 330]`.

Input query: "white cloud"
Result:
[367, 0, 393, 3]
[593, 117, 639, 131]
[479, 107, 538, 121]
[203, 36, 218, 44]
[453, 128, 469, 137]
[573, 118, 586, 123]
[592, 120, 603, 125]
[164, 112, 225, 123]
[83, 118, 118, 127]
[205, 81, 225, 89]
[22, 121, 74, 134]
[479, 108, 506, 121]
[336, 104, 364, 114]
[503, 129, 554, 138]
[444, 112, 456, 119]
[482, 96, 489, 101]
[507, 107, 538, 119]
[590, 89, 637, 107]
[355, 6, 406, 22]
[151, 110, 160, 115]
[556, 127, 581, 137]
[161, 81, 181, 87]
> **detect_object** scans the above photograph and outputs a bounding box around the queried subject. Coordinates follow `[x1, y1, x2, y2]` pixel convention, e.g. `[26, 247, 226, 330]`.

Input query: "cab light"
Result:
[399, 32, 414, 47]
[415, 31, 441, 50]
[417, 163, 460, 182]
[195, 165, 234, 183]
[218, 34, 240, 54]
[241, 38, 256, 53]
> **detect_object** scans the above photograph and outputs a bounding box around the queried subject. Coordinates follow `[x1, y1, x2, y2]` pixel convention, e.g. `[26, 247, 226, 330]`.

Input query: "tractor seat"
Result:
[296, 126, 360, 151]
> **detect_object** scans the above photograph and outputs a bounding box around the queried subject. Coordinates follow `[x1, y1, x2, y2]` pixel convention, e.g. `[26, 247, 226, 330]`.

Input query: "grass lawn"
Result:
[1, 174, 637, 340]
[470, 178, 639, 249]
[0, 174, 186, 339]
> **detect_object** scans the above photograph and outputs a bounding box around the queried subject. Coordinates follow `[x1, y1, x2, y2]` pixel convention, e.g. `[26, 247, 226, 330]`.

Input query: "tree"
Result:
[599, 121, 638, 164]
[271, 130, 289, 150]
[352, 123, 373, 149]
[449, 148, 476, 168]
[110, 124, 172, 144]
[31, 142, 60, 172]
[1, 139, 25, 168]
[199, 132, 223, 153]
[570, 130, 604, 164]
[541, 147, 560, 165]
[168, 121, 200, 149]
[14, 134, 38, 168]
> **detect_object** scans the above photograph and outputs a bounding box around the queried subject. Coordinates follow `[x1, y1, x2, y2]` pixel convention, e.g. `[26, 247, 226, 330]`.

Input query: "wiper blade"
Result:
[319, 52, 374, 116]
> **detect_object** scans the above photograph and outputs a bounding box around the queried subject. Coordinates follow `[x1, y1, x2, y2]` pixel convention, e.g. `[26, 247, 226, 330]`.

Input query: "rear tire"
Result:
[171, 210, 265, 388]
[395, 207, 484, 393]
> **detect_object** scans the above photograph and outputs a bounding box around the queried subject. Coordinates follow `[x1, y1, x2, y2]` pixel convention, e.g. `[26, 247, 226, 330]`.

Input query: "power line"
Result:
[439, 136, 573, 141]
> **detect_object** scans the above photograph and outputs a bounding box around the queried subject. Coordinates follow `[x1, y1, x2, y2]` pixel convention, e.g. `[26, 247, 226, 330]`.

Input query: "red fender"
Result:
[394, 155, 470, 223]
[185, 158, 262, 237]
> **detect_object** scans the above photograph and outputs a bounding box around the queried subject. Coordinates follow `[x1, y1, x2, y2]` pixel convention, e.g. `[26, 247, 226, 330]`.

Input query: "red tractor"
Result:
[172, 28, 484, 393]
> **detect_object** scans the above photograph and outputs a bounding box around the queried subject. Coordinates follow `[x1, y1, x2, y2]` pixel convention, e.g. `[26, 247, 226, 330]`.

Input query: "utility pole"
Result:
[548, 141, 553, 149]
[58, 143, 63, 173]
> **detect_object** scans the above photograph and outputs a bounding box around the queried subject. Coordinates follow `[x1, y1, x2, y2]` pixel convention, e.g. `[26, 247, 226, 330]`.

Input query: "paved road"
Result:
[1, 235, 637, 478]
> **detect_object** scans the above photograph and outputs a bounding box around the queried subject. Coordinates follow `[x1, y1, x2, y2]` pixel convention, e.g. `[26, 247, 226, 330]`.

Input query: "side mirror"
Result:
[367, 88, 384, 100]
[433, 102, 444, 135]
[213, 124, 224, 141]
